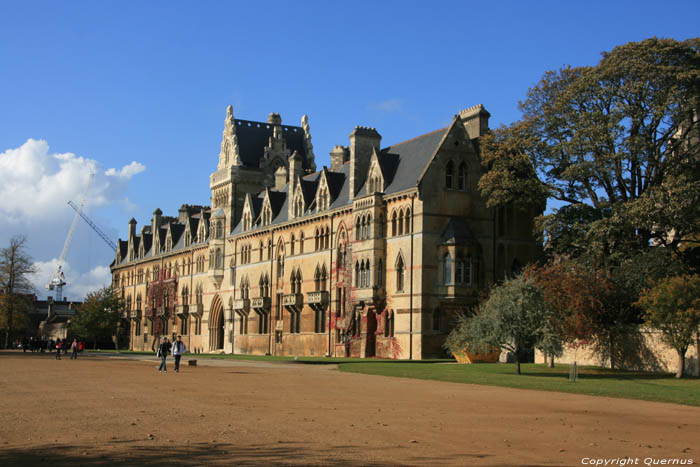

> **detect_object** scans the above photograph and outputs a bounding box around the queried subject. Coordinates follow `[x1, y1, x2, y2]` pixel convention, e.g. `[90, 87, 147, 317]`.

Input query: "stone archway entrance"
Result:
[209, 296, 225, 351]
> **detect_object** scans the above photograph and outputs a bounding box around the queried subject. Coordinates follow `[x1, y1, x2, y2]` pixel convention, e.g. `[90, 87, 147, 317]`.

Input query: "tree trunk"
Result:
[516, 356, 521, 375]
[609, 334, 615, 369]
[4, 309, 12, 349]
[548, 354, 555, 368]
[676, 350, 686, 379]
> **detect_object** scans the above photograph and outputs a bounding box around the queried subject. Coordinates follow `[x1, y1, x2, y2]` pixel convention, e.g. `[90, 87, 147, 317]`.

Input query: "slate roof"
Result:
[234, 119, 310, 169]
[440, 218, 476, 245]
[380, 127, 448, 195]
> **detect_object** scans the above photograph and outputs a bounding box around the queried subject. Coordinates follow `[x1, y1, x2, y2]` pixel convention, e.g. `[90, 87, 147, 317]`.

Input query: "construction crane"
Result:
[46, 172, 94, 301]
[67, 201, 117, 252]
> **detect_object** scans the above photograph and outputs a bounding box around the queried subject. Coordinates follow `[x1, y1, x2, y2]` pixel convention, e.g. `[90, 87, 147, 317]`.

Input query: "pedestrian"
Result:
[171, 335, 186, 373]
[157, 337, 171, 372]
[70, 339, 78, 359]
[55, 339, 62, 360]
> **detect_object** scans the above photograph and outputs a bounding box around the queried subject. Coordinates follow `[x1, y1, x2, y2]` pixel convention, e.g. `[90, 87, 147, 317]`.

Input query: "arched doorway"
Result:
[365, 310, 377, 358]
[209, 295, 225, 351]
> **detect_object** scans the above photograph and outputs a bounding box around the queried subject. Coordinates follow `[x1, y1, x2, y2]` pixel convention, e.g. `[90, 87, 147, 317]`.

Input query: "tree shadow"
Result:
[0, 441, 486, 466]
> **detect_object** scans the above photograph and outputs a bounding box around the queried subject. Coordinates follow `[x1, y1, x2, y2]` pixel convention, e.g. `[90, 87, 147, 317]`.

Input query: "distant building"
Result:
[35, 297, 80, 340]
[111, 105, 540, 358]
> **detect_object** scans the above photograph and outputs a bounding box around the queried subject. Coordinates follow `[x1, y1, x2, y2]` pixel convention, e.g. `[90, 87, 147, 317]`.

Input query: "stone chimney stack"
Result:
[128, 217, 137, 240]
[459, 104, 490, 139]
[349, 126, 381, 199]
[152, 208, 162, 251]
[275, 166, 288, 190]
[330, 145, 349, 171]
[288, 150, 303, 185]
[178, 205, 189, 223]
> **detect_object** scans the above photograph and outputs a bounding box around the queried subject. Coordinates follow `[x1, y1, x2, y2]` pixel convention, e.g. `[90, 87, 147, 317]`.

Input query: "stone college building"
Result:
[111, 104, 539, 359]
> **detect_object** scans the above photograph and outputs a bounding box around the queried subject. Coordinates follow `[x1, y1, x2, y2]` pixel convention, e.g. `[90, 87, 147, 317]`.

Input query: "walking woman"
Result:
[70, 339, 78, 359]
[55, 339, 62, 360]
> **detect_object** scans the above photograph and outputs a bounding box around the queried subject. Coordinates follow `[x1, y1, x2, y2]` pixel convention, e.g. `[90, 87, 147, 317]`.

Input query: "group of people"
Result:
[156, 335, 186, 373]
[52, 338, 81, 360]
[16, 337, 85, 355]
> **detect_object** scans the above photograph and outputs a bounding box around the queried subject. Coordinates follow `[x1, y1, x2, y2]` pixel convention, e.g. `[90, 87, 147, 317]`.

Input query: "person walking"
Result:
[55, 339, 62, 360]
[70, 339, 78, 359]
[171, 335, 186, 373]
[157, 337, 171, 372]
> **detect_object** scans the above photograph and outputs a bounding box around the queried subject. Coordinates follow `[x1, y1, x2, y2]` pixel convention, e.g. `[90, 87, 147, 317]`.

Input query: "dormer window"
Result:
[317, 187, 329, 211]
[165, 238, 172, 251]
[243, 213, 252, 231]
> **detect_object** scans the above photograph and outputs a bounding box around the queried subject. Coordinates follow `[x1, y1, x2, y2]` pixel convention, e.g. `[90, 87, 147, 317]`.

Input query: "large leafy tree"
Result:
[479, 38, 700, 267]
[444, 275, 546, 375]
[70, 286, 121, 349]
[636, 274, 700, 378]
[0, 236, 37, 348]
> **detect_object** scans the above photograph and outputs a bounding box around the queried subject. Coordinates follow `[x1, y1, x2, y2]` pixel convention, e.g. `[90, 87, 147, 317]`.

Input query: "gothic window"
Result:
[458, 163, 467, 190]
[355, 217, 361, 240]
[299, 232, 304, 254]
[443, 253, 452, 284]
[241, 276, 249, 300]
[321, 264, 327, 291]
[446, 161, 454, 189]
[290, 234, 295, 255]
[216, 220, 223, 239]
[377, 259, 383, 287]
[314, 228, 320, 251]
[267, 239, 272, 260]
[397, 209, 404, 236]
[404, 208, 411, 234]
[216, 248, 223, 269]
[259, 241, 264, 262]
[294, 195, 304, 218]
[378, 215, 384, 237]
[456, 256, 465, 284]
[396, 254, 405, 291]
[314, 266, 321, 291]
[391, 211, 397, 236]
[277, 252, 285, 279]
[354, 261, 360, 288]
[384, 311, 394, 337]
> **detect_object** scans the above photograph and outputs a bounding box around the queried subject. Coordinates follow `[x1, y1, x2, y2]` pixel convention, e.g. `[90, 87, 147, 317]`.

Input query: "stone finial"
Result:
[301, 114, 316, 172]
[267, 112, 282, 125]
[218, 105, 240, 169]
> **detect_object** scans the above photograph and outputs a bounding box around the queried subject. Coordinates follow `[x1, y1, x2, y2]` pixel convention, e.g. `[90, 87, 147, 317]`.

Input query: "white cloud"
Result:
[0, 138, 144, 300]
[369, 98, 403, 113]
[0, 139, 146, 222]
[105, 161, 146, 179]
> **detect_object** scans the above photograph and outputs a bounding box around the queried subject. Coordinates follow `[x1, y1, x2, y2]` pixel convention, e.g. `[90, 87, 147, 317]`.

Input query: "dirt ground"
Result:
[0, 352, 697, 466]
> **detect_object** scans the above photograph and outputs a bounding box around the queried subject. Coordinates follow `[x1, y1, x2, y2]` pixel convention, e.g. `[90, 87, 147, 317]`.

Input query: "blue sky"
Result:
[1, 0, 698, 299]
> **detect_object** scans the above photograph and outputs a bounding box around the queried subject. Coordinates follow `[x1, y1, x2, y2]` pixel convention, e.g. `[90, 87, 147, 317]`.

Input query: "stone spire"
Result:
[218, 105, 240, 169]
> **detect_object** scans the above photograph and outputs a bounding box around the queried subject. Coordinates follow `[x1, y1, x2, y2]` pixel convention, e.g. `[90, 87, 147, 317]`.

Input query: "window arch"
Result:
[391, 211, 397, 236]
[397, 209, 404, 236]
[395, 254, 405, 291]
[404, 208, 411, 234]
[446, 161, 454, 189]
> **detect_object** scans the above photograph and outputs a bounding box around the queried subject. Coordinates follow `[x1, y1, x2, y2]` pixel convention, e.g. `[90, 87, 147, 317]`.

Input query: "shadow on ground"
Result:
[0, 442, 492, 466]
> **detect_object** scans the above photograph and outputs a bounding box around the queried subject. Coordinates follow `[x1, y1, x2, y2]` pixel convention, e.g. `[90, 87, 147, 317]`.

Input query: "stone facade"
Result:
[111, 104, 540, 358]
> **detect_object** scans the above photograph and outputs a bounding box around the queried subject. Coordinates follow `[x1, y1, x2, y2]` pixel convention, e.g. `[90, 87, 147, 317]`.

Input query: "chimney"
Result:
[178, 205, 189, 223]
[152, 208, 162, 252]
[459, 104, 490, 138]
[349, 126, 381, 199]
[275, 166, 288, 190]
[128, 217, 137, 240]
[330, 145, 349, 171]
[288, 150, 303, 184]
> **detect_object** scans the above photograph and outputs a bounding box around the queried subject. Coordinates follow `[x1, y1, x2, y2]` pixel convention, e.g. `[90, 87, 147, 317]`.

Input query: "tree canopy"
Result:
[0, 236, 37, 348]
[69, 286, 121, 349]
[479, 38, 700, 267]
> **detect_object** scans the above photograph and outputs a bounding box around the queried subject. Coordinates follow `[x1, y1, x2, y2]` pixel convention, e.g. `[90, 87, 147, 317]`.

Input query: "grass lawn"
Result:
[336, 361, 700, 407]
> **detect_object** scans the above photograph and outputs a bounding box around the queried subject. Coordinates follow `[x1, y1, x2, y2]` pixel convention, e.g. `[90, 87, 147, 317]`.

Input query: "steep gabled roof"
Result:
[380, 126, 449, 195]
[234, 119, 310, 169]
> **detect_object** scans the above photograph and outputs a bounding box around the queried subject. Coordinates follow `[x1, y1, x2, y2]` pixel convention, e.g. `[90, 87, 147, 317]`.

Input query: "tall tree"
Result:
[444, 275, 546, 375]
[69, 286, 121, 349]
[0, 236, 37, 348]
[479, 38, 700, 267]
[636, 274, 700, 378]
